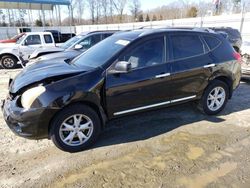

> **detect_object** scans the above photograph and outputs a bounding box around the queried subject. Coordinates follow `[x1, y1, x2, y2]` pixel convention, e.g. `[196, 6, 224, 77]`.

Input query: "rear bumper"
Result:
[1, 98, 56, 139]
[242, 67, 250, 79]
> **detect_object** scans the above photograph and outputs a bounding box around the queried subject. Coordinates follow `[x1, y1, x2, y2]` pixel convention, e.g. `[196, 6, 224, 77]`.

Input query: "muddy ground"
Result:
[0, 68, 250, 188]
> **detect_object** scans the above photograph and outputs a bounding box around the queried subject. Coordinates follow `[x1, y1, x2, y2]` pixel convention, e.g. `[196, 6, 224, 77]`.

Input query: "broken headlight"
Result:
[21, 86, 46, 109]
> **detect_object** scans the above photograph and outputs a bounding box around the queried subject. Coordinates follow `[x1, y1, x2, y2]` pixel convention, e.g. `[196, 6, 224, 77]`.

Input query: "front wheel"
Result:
[50, 104, 101, 152]
[1, 55, 17, 69]
[198, 80, 229, 115]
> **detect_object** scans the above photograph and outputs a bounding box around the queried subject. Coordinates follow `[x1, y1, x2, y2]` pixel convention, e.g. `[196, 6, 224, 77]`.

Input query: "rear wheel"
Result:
[198, 80, 229, 115]
[50, 104, 101, 152]
[1, 55, 17, 69]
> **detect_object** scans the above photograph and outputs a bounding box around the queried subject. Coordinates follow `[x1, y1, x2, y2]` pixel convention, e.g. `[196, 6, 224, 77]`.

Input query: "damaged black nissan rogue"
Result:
[1, 29, 241, 152]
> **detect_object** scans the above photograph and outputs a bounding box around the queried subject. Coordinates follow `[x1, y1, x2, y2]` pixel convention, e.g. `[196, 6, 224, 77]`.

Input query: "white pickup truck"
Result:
[0, 32, 55, 69]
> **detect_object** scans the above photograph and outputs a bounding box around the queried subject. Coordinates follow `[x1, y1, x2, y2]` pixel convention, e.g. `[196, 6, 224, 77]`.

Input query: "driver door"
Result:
[105, 35, 172, 117]
[19, 34, 42, 60]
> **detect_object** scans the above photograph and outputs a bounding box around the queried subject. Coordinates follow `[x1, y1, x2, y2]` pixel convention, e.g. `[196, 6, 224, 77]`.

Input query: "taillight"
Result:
[233, 52, 242, 62]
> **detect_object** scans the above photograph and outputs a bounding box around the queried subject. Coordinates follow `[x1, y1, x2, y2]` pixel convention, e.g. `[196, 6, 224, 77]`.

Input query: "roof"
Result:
[0, 0, 70, 10]
[113, 28, 217, 41]
[79, 30, 119, 36]
[24, 32, 54, 35]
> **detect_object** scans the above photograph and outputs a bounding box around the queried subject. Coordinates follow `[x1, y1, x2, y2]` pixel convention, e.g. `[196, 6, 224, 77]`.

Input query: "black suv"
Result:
[1, 29, 241, 152]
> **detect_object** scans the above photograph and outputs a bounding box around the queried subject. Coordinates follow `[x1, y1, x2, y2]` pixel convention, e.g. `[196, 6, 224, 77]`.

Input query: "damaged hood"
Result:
[10, 58, 91, 93]
[29, 47, 64, 59]
[32, 49, 82, 62]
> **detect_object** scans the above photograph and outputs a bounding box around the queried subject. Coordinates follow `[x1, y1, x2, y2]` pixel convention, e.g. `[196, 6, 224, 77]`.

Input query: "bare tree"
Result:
[96, 0, 102, 24]
[101, 0, 110, 24]
[86, 0, 96, 24]
[72, 0, 85, 24]
[197, 1, 211, 17]
[112, 0, 127, 22]
[108, 0, 114, 23]
[129, 0, 141, 21]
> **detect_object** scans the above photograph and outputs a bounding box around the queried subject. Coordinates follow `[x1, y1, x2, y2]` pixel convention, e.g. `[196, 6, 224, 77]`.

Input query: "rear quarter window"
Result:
[170, 34, 205, 61]
[203, 36, 221, 51]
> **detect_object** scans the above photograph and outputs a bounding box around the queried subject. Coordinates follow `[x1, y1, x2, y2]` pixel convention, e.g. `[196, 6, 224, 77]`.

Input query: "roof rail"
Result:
[138, 25, 215, 32]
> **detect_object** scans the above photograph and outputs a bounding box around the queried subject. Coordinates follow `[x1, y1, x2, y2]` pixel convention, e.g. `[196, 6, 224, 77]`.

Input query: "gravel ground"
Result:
[0, 68, 250, 188]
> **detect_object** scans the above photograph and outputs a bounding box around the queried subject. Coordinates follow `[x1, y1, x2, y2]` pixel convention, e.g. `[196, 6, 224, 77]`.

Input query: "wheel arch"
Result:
[48, 100, 107, 138]
[0, 53, 19, 61]
[211, 75, 233, 99]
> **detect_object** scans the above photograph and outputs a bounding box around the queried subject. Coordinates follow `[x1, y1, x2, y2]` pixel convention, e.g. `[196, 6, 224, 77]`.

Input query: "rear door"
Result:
[43, 34, 55, 47]
[106, 35, 172, 117]
[168, 32, 214, 101]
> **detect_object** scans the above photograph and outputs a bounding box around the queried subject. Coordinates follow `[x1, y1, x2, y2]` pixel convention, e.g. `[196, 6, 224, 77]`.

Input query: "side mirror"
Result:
[74, 44, 83, 50]
[113, 61, 132, 73]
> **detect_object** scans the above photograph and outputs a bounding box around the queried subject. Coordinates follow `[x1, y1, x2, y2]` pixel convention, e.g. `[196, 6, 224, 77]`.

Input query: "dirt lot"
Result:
[0, 68, 250, 188]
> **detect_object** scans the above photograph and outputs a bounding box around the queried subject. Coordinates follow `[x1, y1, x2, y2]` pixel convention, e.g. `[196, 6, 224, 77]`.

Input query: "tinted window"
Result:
[25, 35, 41, 45]
[119, 37, 164, 69]
[203, 36, 221, 50]
[44, 34, 53, 43]
[90, 34, 102, 46]
[78, 35, 102, 49]
[170, 34, 204, 60]
[103, 33, 113, 39]
[61, 35, 85, 49]
[78, 37, 91, 48]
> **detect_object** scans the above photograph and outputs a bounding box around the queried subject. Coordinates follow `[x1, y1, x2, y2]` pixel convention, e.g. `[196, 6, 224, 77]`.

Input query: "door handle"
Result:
[204, 64, 216, 68]
[155, 73, 171, 78]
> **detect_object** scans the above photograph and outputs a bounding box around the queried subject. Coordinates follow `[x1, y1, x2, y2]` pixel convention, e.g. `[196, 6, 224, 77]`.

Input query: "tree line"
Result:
[67, 0, 246, 25]
[0, 0, 247, 27]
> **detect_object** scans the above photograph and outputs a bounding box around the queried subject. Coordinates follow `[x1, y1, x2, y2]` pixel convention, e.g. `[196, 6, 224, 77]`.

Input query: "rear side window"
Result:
[170, 34, 204, 60]
[44, 34, 53, 44]
[203, 36, 221, 50]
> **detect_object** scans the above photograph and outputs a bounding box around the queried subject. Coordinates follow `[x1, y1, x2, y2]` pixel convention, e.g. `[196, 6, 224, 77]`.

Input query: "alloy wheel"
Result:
[3, 58, 15, 68]
[207, 86, 226, 112]
[59, 114, 94, 146]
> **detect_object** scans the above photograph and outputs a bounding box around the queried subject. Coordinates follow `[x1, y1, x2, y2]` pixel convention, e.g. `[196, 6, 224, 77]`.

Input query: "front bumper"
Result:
[1, 97, 54, 139]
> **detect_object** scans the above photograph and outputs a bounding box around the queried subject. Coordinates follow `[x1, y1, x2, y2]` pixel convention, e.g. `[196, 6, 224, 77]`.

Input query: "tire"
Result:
[198, 80, 229, 115]
[50, 104, 101, 152]
[1, 55, 18, 69]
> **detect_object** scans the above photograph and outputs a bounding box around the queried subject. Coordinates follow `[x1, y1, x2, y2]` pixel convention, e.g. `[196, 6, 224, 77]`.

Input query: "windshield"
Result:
[12, 33, 24, 40]
[16, 34, 26, 44]
[72, 36, 130, 68]
[60, 35, 85, 49]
